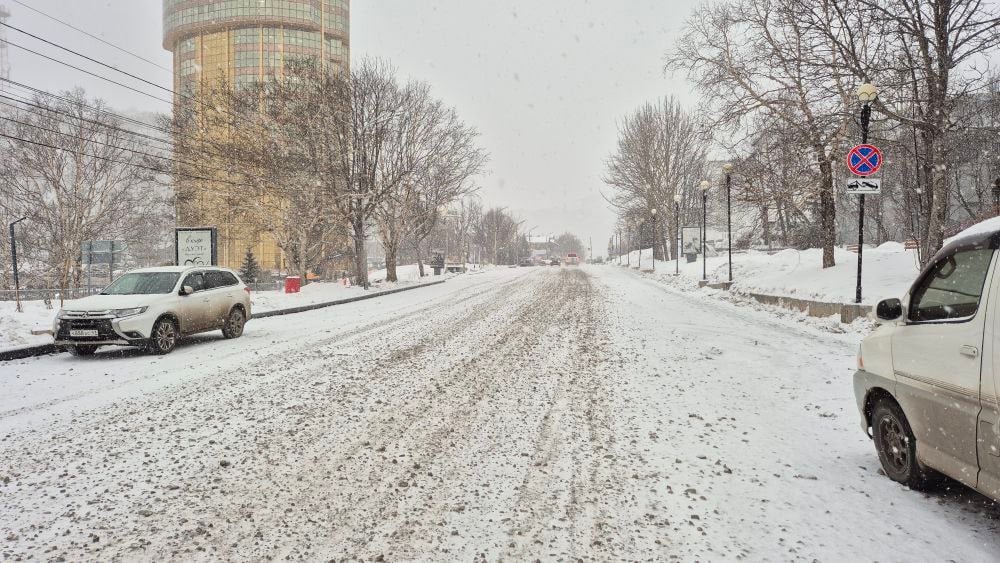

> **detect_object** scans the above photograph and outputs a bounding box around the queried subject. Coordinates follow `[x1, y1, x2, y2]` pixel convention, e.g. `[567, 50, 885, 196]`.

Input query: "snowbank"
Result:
[615, 244, 921, 305]
[0, 300, 58, 352]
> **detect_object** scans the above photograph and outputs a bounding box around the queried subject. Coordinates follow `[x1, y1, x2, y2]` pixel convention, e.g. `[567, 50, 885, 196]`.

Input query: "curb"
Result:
[0, 279, 449, 362]
[250, 279, 447, 319]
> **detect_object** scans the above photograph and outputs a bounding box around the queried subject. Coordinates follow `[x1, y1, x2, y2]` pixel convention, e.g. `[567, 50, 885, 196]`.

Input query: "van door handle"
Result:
[961, 345, 980, 358]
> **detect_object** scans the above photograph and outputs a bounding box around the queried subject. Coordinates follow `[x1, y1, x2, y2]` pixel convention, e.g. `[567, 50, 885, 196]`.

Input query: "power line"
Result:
[0, 94, 174, 150]
[1, 77, 173, 138]
[0, 113, 240, 180]
[0, 77, 274, 170]
[0, 21, 174, 97]
[0, 38, 174, 106]
[0, 129, 251, 192]
[7, 0, 172, 73]
[0, 23, 296, 146]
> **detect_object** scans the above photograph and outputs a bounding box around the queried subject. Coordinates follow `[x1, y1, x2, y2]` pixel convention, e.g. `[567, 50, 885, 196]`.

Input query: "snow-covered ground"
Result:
[0, 299, 60, 351]
[1, 265, 998, 560]
[617, 243, 922, 305]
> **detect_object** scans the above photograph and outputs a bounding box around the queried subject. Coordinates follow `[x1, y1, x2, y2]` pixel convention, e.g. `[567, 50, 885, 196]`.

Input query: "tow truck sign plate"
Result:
[847, 177, 881, 195]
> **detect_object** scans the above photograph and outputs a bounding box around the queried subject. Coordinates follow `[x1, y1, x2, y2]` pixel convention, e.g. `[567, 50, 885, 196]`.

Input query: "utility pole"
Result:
[723, 163, 734, 282]
[10, 216, 27, 313]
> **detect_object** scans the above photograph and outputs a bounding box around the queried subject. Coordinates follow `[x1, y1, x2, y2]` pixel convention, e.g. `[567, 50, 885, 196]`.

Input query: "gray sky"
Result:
[4, 0, 701, 255]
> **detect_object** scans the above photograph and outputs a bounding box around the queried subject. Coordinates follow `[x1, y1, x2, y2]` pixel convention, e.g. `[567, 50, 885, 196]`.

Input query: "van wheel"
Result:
[67, 345, 99, 356]
[222, 308, 245, 339]
[872, 399, 931, 489]
[148, 318, 178, 355]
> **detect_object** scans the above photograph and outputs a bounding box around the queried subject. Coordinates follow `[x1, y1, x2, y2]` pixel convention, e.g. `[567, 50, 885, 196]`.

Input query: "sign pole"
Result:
[9, 217, 26, 313]
[856, 103, 872, 304]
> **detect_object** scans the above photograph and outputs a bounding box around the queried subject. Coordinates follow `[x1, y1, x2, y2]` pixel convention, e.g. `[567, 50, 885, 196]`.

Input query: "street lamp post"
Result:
[625, 226, 630, 267]
[723, 163, 734, 283]
[9, 216, 27, 313]
[700, 180, 710, 282]
[674, 192, 682, 275]
[651, 208, 657, 271]
[855, 82, 879, 304]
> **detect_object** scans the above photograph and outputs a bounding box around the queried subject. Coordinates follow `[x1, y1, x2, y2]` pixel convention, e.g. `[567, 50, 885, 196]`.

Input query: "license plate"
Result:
[70, 330, 99, 338]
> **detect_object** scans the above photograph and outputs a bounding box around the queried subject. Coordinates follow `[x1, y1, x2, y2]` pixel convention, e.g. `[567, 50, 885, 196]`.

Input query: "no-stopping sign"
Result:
[847, 144, 882, 177]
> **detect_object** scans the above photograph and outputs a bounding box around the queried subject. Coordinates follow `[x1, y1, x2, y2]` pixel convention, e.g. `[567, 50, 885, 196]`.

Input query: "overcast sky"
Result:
[3, 0, 701, 254]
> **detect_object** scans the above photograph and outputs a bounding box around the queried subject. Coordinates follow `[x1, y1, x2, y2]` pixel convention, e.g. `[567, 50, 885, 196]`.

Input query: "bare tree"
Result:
[669, 1, 857, 268]
[797, 0, 1000, 261]
[0, 89, 168, 294]
[375, 82, 486, 281]
[604, 97, 709, 261]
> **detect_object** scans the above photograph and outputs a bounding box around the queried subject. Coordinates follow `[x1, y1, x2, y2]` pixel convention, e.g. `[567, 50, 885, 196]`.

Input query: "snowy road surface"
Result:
[1, 266, 999, 560]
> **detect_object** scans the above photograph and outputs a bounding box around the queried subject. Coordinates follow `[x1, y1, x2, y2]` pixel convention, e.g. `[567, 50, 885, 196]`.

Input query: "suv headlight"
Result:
[113, 307, 147, 318]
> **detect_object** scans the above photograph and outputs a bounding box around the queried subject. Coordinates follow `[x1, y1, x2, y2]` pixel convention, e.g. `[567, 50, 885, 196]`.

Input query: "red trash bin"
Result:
[284, 276, 302, 294]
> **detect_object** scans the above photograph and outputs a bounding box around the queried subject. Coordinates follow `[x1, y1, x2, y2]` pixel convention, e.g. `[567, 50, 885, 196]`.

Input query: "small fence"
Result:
[0, 287, 102, 303]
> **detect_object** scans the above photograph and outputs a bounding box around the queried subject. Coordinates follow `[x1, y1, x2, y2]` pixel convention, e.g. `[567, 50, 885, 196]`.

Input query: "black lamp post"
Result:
[9, 216, 27, 313]
[651, 208, 657, 271]
[723, 163, 734, 283]
[700, 180, 710, 282]
[674, 191, 682, 275]
[855, 82, 878, 304]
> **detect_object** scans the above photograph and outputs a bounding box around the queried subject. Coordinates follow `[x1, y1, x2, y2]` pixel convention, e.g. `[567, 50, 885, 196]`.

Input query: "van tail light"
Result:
[244, 287, 252, 295]
[857, 347, 865, 370]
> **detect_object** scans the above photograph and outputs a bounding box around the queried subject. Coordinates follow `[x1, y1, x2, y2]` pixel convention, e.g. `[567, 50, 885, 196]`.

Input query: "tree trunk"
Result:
[415, 241, 425, 277]
[352, 218, 369, 288]
[762, 205, 771, 250]
[385, 242, 398, 283]
[922, 135, 946, 266]
[818, 156, 836, 268]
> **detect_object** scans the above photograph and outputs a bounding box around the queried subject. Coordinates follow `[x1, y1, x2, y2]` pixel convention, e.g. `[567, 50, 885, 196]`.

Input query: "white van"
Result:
[854, 224, 1000, 500]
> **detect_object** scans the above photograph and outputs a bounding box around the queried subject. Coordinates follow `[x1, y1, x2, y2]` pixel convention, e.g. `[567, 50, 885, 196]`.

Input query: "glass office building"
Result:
[163, 0, 350, 271]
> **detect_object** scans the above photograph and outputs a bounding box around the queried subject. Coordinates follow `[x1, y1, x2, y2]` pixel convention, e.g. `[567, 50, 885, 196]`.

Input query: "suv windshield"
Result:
[101, 272, 180, 295]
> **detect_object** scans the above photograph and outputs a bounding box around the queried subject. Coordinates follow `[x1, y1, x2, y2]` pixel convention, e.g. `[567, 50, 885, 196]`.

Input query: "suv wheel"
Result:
[67, 344, 99, 356]
[148, 318, 178, 355]
[222, 308, 246, 339]
[872, 399, 932, 489]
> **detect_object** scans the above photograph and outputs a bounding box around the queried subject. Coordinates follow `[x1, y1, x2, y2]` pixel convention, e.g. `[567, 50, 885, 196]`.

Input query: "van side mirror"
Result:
[180, 285, 194, 296]
[876, 298, 904, 322]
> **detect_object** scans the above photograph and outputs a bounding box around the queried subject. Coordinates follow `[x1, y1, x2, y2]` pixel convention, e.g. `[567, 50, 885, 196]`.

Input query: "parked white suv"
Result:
[54, 266, 252, 356]
[854, 224, 1000, 501]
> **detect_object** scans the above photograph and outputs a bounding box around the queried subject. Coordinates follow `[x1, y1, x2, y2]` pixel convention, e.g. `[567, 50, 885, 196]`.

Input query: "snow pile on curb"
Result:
[616, 244, 921, 305]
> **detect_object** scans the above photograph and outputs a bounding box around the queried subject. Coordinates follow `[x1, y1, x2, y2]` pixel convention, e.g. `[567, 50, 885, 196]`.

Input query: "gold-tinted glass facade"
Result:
[163, 0, 349, 271]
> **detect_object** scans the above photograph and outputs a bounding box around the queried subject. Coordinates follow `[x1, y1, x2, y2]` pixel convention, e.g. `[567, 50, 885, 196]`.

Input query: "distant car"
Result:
[54, 266, 251, 356]
[519, 259, 533, 267]
[564, 253, 580, 266]
[549, 259, 560, 266]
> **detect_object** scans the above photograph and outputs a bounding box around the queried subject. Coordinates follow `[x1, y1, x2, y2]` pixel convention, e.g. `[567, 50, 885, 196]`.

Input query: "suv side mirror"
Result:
[180, 285, 194, 296]
[876, 298, 904, 322]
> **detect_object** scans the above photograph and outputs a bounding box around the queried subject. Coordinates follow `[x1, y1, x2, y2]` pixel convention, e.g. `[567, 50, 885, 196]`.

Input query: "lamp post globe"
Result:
[857, 82, 879, 104]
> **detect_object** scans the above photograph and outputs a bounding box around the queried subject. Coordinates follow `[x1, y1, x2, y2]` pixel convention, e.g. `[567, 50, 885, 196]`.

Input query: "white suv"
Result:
[54, 266, 252, 356]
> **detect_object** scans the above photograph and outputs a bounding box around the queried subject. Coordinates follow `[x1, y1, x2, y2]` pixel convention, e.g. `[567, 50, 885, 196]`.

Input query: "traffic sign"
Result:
[847, 144, 882, 176]
[846, 177, 882, 195]
[81, 240, 127, 265]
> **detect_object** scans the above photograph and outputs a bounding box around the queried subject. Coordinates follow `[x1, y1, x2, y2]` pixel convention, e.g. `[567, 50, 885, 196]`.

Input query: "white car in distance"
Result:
[54, 266, 251, 356]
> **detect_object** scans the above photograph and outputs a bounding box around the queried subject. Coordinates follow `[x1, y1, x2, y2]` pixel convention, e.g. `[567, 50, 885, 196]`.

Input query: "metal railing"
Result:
[0, 287, 103, 302]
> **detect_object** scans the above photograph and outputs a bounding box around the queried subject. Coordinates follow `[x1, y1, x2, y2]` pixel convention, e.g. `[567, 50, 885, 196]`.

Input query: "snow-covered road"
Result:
[1, 266, 998, 560]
